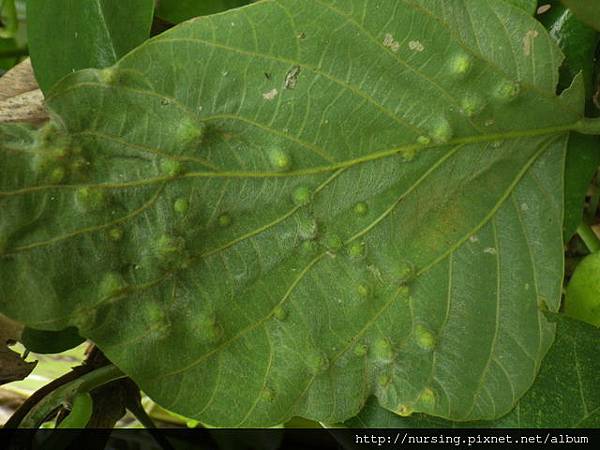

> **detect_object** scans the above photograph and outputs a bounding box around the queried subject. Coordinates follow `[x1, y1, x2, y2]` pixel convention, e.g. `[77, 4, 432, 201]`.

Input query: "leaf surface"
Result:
[345, 314, 600, 428]
[0, 0, 587, 426]
[26, 0, 155, 93]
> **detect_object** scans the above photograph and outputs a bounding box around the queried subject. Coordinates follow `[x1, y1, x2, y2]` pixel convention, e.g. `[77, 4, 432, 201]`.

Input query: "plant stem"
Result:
[0, 46, 28, 59]
[16, 365, 125, 428]
[574, 118, 600, 135]
[577, 222, 600, 253]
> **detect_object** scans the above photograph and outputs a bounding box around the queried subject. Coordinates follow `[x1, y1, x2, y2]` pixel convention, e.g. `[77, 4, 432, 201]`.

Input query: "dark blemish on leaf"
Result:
[264, 72, 272, 80]
[297, 32, 306, 40]
[284, 65, 301, 89]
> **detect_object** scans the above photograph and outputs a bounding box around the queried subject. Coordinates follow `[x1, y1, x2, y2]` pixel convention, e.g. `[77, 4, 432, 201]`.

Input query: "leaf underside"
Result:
[346, 314, 600, 428]
[0, 0, 585, 426]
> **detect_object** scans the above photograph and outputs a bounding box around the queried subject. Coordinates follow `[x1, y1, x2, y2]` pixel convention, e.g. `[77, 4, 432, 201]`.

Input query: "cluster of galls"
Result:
[416, 51, 521, 147]
[32, 122, 91, 185]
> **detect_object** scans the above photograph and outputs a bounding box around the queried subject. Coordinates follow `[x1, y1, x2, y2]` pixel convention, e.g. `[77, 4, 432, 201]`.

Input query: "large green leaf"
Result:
[564, 134, 600, 240]
[345, 314, 600, 427]
[157, 0, 254, 23]
[0, 0, 592, 426]
[26, 0, 155, 93]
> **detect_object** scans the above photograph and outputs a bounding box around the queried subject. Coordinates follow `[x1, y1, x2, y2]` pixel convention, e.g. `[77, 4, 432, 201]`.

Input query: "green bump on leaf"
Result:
[460, 92, 486, 118]
[416, 135, 431, 145]
[417, 388, 435, 408]
[324, 233, 343, 252]
[348, 241, 366, 259]
[174, 198, 189, 214]
[99, 67, 119, 85]
[397, 285, 410, 298]
[353, 343, 368, 357]
[292, 185, 311, 206]
[108, 227, 124, 242]
[157, 234, 185, 256]
[356, 283, 371, 299]
[268, 147, 292, 171]
[76, 187, 107, 211]
[394, 404, 414, 417]
[218, 213, 232, 228]
[372, 338, 394, 362]
[197, 314, 223, 344]
[353, 202, 369, 216]
[298, 216, 318, 240]
[415, 324, 435, 350]
[160, 159, 184, 177]
[448, 52, 472, 78]
[494, 79, 521, 102]
[429, 116, 453, 144]
[273, 305, 287, 321]
[176, 119, 206, 147]
[261, 387, 275, 402]
[49, 167, 66, 184]
[99, 272, 128, 298]
[377, 373, 391, 387]
[146, 302, 168, 326]
[306, 351, 329, 375]
[396, 262, 415, 284]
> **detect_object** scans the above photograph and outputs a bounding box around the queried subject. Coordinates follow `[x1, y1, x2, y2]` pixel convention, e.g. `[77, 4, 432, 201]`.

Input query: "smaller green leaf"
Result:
[157, 0, 253, 23]
[565, 251, 600, 327]
[563, 134, 600, 240]
[561, 0, 600, 31]
[21, 326, 85, 354]
[0, 0, 18, 38]
[346, 314, 600, 428]
[0, 37, 19, 70]
[26, 0, 155, 93]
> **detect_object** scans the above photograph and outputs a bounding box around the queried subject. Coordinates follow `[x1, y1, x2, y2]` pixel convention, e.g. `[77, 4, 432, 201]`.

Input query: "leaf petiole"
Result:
[576, 222, 600, 253]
